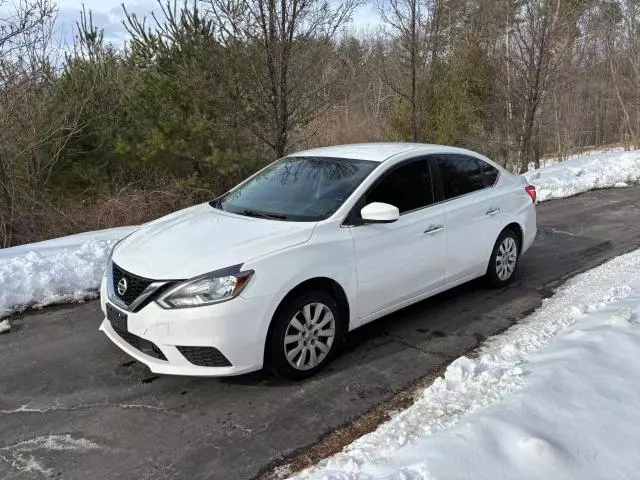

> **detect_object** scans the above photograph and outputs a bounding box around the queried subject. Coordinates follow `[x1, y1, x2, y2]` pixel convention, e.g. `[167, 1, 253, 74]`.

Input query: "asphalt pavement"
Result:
[1, 186, 639, 480]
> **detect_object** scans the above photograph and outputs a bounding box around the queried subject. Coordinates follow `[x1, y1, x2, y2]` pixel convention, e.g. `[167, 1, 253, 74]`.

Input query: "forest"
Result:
[1, 0, 639, 247]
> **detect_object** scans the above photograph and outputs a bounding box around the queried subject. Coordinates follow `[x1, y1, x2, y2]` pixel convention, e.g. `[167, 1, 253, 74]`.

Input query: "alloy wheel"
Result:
[496, 236, 518, 281]
[283, 302, 336, 371]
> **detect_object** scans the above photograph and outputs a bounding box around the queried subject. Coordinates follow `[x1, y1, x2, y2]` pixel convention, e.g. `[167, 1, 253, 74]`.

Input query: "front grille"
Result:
[177, 346, 232, 367]
[112, 262, 154, 306]
[112, 325, 167, 361]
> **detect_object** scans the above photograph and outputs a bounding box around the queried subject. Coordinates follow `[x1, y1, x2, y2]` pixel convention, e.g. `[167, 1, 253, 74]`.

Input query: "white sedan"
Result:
[99, 143, 537, 379]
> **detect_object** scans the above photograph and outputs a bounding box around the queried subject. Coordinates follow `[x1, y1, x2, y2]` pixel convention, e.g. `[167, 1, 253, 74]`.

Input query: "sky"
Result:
[53, 0, 380, 48]
[55, 0, 161, 47]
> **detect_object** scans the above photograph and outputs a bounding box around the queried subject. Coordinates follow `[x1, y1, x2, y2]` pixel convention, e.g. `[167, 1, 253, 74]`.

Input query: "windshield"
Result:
[212, 156, 378, 221]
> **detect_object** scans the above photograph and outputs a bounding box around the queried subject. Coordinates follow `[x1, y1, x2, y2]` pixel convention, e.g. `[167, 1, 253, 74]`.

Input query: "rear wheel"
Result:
[268, 290, 343, 380]
[486, 229, 520, 287]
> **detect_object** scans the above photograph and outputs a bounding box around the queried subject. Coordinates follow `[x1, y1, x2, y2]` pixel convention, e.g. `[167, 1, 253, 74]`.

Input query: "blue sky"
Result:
[55, 0, 380, 48]
[55, 0, 160, 46]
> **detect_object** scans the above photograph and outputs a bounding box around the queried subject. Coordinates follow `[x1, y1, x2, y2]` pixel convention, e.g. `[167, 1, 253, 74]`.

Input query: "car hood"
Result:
[112, 203, 316, 279]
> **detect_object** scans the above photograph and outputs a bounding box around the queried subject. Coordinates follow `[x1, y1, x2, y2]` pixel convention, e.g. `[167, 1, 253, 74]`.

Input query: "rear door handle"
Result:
[424, 225, 444, 235]
[486, 208, 501, 216]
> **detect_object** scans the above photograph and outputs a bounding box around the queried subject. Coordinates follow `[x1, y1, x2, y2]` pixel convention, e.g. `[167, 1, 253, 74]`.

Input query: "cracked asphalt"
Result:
[1, 186, 640, 480]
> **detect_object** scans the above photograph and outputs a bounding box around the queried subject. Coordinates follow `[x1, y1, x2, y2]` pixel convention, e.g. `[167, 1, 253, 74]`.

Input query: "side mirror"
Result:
[360, 202, 399, 224]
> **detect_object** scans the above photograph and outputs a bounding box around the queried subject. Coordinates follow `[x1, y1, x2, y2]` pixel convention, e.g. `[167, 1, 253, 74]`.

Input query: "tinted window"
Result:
[437, 155, 484, 199]
[364, 160, 434, 214]
[215, 157, 378, 221]
[481, 161, 499, 187]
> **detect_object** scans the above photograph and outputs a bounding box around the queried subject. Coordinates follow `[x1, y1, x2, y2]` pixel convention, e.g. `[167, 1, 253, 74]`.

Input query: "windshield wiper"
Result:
[211, 200, 287, 220]
[242, 209, 288, 220]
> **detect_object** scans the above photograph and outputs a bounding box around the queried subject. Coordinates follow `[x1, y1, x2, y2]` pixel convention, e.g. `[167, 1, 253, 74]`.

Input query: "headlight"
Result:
[156, 266, 253, 309]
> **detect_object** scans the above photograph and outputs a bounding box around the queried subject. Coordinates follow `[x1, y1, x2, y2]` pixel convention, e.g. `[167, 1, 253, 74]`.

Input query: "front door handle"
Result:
[424, 225, 444, 235]
[486, 208, 501, 216]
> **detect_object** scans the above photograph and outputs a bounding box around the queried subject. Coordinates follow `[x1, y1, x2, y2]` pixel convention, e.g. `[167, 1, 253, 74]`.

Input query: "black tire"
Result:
[267, 290, 343, 380]
[485, 229, 520, 288]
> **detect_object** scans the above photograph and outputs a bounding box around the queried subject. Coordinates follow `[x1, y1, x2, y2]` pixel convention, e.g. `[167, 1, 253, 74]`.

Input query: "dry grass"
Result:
[78, 188, 197, 231]
[6, 184, 208, 247]
[298, 107, 388, 149]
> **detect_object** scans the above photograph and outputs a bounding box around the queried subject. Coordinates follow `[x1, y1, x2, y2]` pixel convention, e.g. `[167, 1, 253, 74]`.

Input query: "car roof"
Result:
[291, 143, 484, 163]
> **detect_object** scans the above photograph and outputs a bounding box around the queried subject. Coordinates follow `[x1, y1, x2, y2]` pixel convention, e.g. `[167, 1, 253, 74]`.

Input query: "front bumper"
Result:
[521, 205, 537, 254]
[98, 277, 277, 376]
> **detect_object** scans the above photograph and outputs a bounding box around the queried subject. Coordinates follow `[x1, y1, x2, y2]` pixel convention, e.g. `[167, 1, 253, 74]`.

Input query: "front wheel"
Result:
[267, 290, 343, 380]
[486, 229, 520, 287]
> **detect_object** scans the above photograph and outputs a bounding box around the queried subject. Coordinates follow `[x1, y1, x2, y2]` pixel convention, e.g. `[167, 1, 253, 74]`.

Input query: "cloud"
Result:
[55, 0, 161, 47]
[52, 0, 379, 49]
[351, 2, 381, 31]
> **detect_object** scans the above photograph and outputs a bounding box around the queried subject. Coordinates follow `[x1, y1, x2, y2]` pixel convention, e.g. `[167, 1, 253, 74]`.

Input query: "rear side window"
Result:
[365, 159, 434, 214]
[436, 155, 484, 199]
[481, 162, 499, 187]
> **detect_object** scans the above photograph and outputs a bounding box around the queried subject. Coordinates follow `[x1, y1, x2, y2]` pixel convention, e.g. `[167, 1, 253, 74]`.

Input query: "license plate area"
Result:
[106, 303, 128, 332]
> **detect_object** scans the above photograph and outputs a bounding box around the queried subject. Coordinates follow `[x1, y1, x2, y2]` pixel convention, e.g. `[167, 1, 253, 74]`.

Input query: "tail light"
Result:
[525, 185, 537, 203]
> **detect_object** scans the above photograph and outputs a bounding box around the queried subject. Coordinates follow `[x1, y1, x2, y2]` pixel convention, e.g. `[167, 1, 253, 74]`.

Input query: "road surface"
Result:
[1, 186, 640, 480]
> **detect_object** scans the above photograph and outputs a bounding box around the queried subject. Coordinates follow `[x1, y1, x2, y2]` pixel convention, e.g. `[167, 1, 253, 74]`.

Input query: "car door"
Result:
[347, 157, 447, 322]
[433, 154, 502, 283]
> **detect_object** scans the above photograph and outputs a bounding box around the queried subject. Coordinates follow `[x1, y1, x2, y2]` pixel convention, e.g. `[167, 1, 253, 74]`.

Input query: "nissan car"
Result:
[99, 143, 537, 379]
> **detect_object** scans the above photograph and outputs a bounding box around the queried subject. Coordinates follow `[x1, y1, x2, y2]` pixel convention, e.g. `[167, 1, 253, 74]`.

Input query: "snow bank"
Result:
[528, 146, 625, 171]
[292, 249, 640, 479]
[0, 227, 136, 319]
[524, 149, 640, 202]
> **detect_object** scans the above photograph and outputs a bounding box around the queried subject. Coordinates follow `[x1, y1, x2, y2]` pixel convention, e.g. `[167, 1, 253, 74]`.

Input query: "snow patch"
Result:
[516, 436, 570, 471]
[0, 319, 9, 333]
[8, 434, 101, 452]
[524, 149, 640, 202]
[1, 453, 53, 477]
[606, 308, 634, 326]
[529, 146, 626, 171]
[0, 227, 136, 319]
[0, 434, 101, 477]
[292, 249, 640, 480]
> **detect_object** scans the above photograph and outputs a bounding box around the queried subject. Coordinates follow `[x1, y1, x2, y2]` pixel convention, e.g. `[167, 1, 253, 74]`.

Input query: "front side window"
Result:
[213, 156, 378, 221]
[364, 159, 434, 214]
[437, 155, 485, 199]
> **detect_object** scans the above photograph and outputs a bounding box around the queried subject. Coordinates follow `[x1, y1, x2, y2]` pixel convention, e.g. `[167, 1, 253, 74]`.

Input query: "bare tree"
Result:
[0, 0, 57, 246]
[507, 0, 586, 172]
[599, 0, 640, 149]
[377, 0, 425, 141]
[204, 0, 361, 158]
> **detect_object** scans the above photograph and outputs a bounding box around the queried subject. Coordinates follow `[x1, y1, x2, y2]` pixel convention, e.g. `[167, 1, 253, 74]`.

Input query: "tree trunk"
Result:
[505, 10, 513, 165]
[608, 48, 637, 146]
[554, 87, 561, 160]
[518, 104, 536, 174]
[410, 0, 418, 142]
[0, 151, 13, 248]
